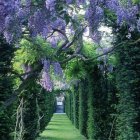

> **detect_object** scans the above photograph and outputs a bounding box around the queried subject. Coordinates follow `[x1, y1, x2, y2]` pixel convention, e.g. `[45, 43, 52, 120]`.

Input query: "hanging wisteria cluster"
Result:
[85, 0, 140, 40]
[40, 59, 63, 91]
[0, 0, 140, 42]
[85, 0, 104, 42]
[40, 59, 53, 91]
[106, 0, 139, 26]
[52, 62, 63, 77]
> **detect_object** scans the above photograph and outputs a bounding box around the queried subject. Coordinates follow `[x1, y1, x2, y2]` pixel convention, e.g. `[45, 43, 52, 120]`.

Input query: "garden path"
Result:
[36, 114, 86, 140]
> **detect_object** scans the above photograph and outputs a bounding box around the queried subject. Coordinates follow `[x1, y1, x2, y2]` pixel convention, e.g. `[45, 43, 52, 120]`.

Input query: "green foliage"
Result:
[65, 59, 87, 81]
[104, 8, 117, 26]
[0, 36, 15, 140]
[13, 36, 54, 72]
[87, 75, 95, 140]
[86, 66, 112, 140]
[38, 88, 55, 132]
[70, 91, 74, 123]
[78, 79, 88, 137]
[115, 29, 140, 140]
[11, 35, 56, 140]
[65, 91, 71, 119]
[132, 0, 140, 4]
[18, 81, 55, 140]
[65, 86, 79, 129]
[72, 84, 79, 129]
[23, 89, 38, 140]
[82, 42, 97, 59]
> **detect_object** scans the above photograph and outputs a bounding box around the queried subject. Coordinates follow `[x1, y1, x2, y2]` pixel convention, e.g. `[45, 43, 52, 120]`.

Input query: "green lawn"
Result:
[36, 114, 87, 140]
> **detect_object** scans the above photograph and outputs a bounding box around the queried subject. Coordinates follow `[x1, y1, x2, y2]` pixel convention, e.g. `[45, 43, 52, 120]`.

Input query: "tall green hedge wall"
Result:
[115, 29, 140, 140]
[65, 37, 140, 140]
[21, 84, 55, 140]
[0, 35, 55, 140]
[0, 36, 15, 140]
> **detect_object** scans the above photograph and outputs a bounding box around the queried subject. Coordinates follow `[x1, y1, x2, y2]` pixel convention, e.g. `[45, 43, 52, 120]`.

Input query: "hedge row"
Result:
[65, 65, 115, 140]
[65, 35, 140, 140]
[0, 36, 15, 140]
[22, 83, 55, 140]
[115, 28, 140, 139]
[0, 36, 55, 140]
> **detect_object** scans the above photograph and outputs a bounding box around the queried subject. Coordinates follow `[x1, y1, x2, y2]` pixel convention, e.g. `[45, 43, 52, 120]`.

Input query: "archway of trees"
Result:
[0, 0, 140, 140]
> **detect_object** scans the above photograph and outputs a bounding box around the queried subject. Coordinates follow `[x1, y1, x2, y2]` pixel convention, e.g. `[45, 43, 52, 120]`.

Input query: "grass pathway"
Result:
[37, 114, 87, 140]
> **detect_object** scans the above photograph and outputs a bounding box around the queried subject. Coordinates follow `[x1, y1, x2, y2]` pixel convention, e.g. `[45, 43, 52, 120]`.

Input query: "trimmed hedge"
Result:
[65, 65, 117, 139]
[115, 29, 140, 140]
[0, 36, 15, 140]
[63, 29, 140, 140]
[73, 84, 79, 129]
[78, 78, 88, 137]
[87, 65, 113, 140]
[38, 88, 55, 132]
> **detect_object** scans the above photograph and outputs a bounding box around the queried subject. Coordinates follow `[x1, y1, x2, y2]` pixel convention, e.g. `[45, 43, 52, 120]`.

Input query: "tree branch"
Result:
[60, 40, 130, 64]
[56, 26, 87, 55]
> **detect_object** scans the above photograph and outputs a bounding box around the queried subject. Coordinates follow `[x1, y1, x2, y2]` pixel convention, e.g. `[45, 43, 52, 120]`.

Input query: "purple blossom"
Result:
[5, 15, 14, 29]
[106, 0, 119, 11]
[98, 64, 104, 71]
[40, 71, 53, 92]
[40, 59, 53, 91]
[103, 47, 109, 53]
[106, 0, 139, 29]
[0, 0, 140, 45]
[85, 1, 104, 43]
[51, 18, 66, 31]
[42, 27, 49, 38]
[16, 8, 28, 22]
[42, 59, 51, 73]
[28, 10, 46, 36]
[0, 16, 5, 33]
[52, 62, 63, 77]
[26, 0, 31, 7]
[137, 18, 140, 32]
[3, 31, 13, 43]
[91, 31, 102, 44]
[77, 0, 86, 4]
[126, 32, 131, 39]
[45, 0, 55, 11]
[48, 37, 57, 48]
[129, 26, 135, 32]
[107, 64, 113, 72]
[14, 0, 21, 11]
[0, 4, 5, 33]
[66, 0, 73, 4]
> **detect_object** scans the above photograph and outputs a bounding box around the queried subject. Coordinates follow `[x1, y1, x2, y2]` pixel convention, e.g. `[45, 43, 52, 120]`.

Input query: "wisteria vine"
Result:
[0, 0, 140, 91]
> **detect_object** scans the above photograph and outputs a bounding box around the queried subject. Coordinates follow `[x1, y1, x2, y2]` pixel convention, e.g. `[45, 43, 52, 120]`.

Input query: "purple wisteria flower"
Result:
[28, 10, 47, 37]
[40, 59, 53, 91]
[106, 0, 139, 30]
[52, 62, 63, 77]
[137, 18, 140, 32]
[40, 71, 53, 92]
[45, 0, 55, 11]
[66, 0, 73, 4]
[42, 59, 51, 73]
